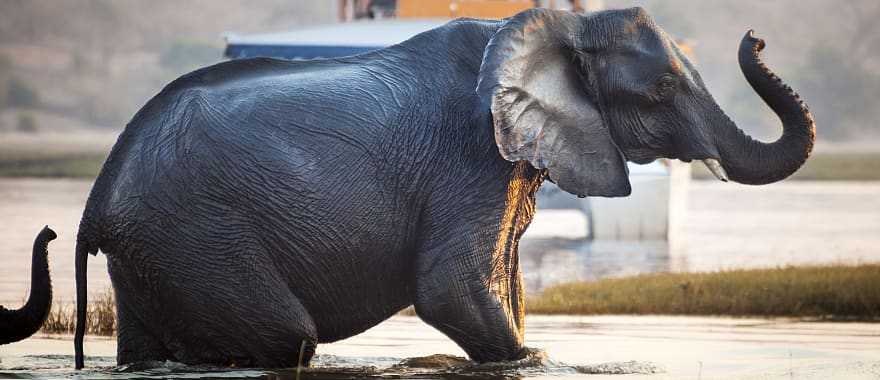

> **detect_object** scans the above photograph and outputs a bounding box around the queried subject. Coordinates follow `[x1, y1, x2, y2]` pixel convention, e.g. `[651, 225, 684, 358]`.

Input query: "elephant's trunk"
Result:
[713, 31, 816, 185]
[0, 226, 56, 345]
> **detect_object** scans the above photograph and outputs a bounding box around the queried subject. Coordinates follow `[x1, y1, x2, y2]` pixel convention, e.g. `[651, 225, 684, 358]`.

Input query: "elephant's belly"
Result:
[276, 237, 416, 343]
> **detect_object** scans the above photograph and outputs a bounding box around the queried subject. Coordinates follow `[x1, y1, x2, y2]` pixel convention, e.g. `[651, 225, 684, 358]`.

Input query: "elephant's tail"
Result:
[74, 238, 90, 369]
[73, 160, 114, 369]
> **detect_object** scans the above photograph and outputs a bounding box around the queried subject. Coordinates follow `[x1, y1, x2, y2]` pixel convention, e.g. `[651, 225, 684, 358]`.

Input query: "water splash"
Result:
[0, 350, 663, 379]
[574, 361, 665, 375]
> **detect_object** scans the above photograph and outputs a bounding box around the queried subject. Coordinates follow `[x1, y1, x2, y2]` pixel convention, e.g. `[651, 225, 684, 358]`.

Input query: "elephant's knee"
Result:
[413, 292, 523, 363]
[412, 290, 454, 327]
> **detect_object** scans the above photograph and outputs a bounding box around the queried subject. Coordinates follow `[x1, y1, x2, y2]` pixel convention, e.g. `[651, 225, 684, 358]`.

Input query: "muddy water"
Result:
[2, 179, 880, 302]
[2, 316, 879, 379]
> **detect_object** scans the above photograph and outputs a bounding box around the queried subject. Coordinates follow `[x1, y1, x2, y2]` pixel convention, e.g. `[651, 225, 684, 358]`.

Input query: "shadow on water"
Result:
[1, 350, 663, 379]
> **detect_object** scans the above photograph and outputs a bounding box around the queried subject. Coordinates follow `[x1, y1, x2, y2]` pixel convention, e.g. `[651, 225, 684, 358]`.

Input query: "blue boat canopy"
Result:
[224, 19, 448, 60]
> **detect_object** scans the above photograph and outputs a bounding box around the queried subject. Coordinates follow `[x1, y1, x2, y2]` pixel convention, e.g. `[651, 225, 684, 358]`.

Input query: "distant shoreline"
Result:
[2, 131, 880, 181]
[0, 130, 115, 178]
[690, 150, 880, 181]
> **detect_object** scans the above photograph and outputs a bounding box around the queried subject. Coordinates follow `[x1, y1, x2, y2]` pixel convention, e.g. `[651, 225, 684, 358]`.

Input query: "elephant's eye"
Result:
[655, 74, 677, 101]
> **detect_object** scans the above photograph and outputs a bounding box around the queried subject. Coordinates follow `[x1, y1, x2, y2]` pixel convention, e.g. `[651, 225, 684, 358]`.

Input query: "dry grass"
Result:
[527, 265, 880, 319]
[41, 290, 116, 336]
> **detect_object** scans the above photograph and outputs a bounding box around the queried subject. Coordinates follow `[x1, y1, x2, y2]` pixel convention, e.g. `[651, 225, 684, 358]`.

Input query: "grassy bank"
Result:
[41, 265, 879, 336]
[0, 131, 114, 178]
[527, 265, 880, 319]
[0, 154, 107, 178]
[692, 151, 880, 181]
[41, 290, 116, 336]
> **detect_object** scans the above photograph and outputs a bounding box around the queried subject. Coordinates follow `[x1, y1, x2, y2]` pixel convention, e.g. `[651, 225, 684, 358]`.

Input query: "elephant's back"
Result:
[102, 56, 396, 196]
[98, 71, 396, 242]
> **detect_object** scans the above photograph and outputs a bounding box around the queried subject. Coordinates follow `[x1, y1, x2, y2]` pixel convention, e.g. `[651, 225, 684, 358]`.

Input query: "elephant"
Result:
[0, 226, 56, 345]
[63, 7, 814, 369]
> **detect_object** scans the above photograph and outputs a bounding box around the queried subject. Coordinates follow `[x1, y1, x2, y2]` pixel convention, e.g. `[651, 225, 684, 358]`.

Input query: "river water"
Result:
[3, 315, 880, 380]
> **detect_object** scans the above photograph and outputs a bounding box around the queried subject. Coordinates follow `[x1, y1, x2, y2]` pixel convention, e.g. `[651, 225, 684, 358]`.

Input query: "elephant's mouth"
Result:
[621, 148, 730, 182]
[617, 147, 664, 165]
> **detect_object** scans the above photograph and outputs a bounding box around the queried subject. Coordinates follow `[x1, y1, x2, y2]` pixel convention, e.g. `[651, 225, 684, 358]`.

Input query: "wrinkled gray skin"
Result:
[65, 8, 813, 369]
[0, 227, 56, 345]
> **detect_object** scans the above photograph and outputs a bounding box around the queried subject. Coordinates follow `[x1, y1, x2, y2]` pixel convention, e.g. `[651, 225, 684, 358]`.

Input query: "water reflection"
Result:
[519, 239, 671, 293]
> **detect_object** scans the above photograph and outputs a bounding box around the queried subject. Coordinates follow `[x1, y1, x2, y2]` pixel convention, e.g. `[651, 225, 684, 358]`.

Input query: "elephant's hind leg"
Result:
[116, 294, 172, 365]
[159, 256, 318, 368]
[216, 290, 318, 368]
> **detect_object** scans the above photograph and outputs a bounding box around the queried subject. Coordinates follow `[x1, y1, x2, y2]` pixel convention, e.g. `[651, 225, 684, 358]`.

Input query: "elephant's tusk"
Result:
[702, 159, 729, 182]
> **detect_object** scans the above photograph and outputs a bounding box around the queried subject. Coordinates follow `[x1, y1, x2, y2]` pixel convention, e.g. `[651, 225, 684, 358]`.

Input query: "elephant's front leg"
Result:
[413, 232, 527, 363]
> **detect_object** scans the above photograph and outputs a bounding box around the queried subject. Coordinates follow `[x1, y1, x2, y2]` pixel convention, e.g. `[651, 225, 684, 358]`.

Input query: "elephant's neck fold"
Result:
[487, 161, 544, 342]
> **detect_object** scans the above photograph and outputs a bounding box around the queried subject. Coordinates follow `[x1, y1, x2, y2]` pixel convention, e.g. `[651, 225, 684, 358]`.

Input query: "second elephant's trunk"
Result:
[0, 226, 56, 345]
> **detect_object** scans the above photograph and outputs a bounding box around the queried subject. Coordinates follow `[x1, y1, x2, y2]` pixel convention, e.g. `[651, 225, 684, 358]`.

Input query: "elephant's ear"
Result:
[477, 9, 630, 197]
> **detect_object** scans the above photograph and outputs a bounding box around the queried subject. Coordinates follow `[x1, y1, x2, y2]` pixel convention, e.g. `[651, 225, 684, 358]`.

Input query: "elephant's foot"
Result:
[394, 354, 471, 369]
[465, 347, 550, 371]
[393, 348, 548, 374]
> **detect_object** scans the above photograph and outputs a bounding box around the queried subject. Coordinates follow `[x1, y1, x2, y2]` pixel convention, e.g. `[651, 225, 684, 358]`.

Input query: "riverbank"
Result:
[527, 264, 880, 319]
[690, 151, 880, 181]
[0, 131, 115, 177]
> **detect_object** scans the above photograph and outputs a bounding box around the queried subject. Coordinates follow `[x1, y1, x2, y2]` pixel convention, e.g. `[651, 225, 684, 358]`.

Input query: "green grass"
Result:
[0, 154, 107, 178]
[0, 131, 114, 178]
[691, 151, 880, 181]
[527, 265, 880, 319]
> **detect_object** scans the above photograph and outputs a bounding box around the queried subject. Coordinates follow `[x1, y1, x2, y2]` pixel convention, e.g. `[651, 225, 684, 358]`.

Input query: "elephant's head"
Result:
[477, 7, 815, 197]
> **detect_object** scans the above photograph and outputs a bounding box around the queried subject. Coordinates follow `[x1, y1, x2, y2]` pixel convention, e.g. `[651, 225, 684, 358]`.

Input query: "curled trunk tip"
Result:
[716, 30, 815, 185]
